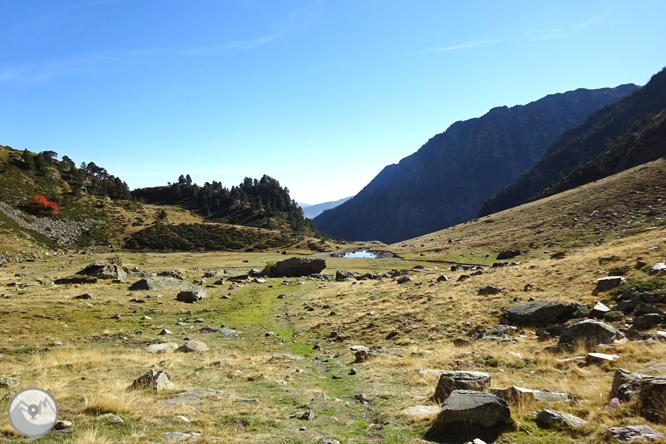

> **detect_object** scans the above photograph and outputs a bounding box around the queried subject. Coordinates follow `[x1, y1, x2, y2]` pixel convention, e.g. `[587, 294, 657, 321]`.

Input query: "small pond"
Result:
[343, 250, 378, 259]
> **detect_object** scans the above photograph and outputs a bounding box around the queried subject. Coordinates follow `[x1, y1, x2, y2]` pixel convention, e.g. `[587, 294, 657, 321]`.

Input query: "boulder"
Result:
[590, 302, 611, 318]
[492, 387, 572, 404]
[433, 371, 491, 403]
[396, 276, 410, 284]
[639, 374, 666, 423]
[632, 313, 663, 331]
[76, 261, 126, 281]
[503, 300, 576, 327]
[559, 319, 624, 348]
[438, 390, 512, 428]
[611, 368, 642, 402]
[536, 408, 587, 428]
[606, 426, 665, 442]
[268, 257, 326, 277]
[146, 343, 178, 354]
[497, 249, 520, 260]
[129, 367, 174, 391]
[175, 339, 209, 353]
[128, 277, 194, 291]
[478, 285, 504, 295]
[176, 289, 207, 303]
[595, 276, 624, 291]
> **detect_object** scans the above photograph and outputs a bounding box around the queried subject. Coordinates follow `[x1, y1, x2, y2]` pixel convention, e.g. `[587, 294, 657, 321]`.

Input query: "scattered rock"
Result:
[54, 275, 98, 285]
[503, 300, 576, 327]
[497, 250, 520, 260]
[492, 387, 572, 404]
[559, 319, 624, 348]
[478, 285, 504, 295]
[176, 289, 207, 303]
[606, 425, 665, 442]
[396, 276, 410, 284]
[433, 371, 491, 403]
[436, 274, 449, 282]
[76, 262, 126, 281]
[550, 251, 566, 260]
[586, 352, 620, 365]
[633, 313, 663, 331]
[129, 366, 174, 391]
[595, 276, 625, 291]
[590, 301, 611, 318]
[128, 278, 195, 291]
[638, 374, 666, 423]
[650, 263, 666, 275]
[267, 257, 326, 277]
[74, 293, 93, 300]
[147, 343, 178, 354]
[611, 369, 643, 402]
[536, 408, 587, 429]
[0, 377, 18, 388]
[175, 339, 208, 353]
[437, 390, 512, 428]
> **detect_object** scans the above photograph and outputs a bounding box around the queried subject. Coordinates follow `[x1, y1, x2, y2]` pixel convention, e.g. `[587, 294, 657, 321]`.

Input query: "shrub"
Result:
[30, 195, 58, 215]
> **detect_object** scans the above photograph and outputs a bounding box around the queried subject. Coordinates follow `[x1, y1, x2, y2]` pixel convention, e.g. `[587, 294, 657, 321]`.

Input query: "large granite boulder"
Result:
[76, 261, 126, 281]
[438, 390, 512, 428]
[559, 319, 624, 348]
[175, 339, 209, 353]
[503, 300, 576, 327]
[611, 368, 643, 402]
[268, 257, 326, 277]
[128, 277, 194, 291]
[433, 371, 491, 403]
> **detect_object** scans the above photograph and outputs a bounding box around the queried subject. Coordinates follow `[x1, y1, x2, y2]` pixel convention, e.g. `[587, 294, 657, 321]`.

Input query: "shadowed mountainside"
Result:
[313, 84, 638, 244]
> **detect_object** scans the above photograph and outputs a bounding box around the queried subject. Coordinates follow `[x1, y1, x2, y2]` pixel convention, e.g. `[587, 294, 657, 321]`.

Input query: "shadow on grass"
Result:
[423, 418, 515, 443]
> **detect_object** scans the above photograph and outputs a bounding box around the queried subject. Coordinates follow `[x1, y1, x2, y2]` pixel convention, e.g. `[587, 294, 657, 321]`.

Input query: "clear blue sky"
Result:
[1, 1, 665, 205]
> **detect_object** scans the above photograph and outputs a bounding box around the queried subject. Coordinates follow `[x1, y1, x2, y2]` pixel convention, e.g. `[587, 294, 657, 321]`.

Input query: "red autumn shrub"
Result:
[30, 195, 59, 215]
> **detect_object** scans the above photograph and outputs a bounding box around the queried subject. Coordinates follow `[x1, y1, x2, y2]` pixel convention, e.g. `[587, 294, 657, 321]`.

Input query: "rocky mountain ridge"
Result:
[313, 84, 638, 243]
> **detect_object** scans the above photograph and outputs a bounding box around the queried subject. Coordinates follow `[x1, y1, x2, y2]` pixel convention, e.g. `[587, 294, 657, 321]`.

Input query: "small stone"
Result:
[299, 410, 315, 420]
[109, 415, 123, 424]
[536, 408, 587, 429]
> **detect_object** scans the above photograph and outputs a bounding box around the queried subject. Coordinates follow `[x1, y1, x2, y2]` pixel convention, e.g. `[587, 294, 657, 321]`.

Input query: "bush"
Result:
[30, 195, 58, 215]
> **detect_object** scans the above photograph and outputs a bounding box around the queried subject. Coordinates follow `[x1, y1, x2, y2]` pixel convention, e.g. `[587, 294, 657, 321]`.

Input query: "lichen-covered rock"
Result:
[606, 425, 665, 442]
[129, 367, 174, 391]
[536, 408, 587, 428]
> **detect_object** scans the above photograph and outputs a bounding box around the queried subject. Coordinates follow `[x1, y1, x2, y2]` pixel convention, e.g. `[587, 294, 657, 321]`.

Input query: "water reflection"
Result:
[343, 250, 377, 258]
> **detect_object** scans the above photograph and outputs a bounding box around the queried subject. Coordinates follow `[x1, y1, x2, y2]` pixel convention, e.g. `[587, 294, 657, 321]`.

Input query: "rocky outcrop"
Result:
[176, 289, 207, 303]
[438, 390, 512, 428]
[606, 426, 665, 442]
[129, 366, 174, 391]
[76, 262, 126, 281]
[267, 257, 326, 277]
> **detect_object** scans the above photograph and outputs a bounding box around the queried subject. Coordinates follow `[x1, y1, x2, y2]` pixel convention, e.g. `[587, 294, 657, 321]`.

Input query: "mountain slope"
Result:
[313, 84, 638, 243]
[303, 196, 353, 219]
[479, 68, 666, 218]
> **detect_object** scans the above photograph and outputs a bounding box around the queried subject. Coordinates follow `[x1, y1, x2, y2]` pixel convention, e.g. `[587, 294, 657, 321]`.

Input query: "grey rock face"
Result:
[175, 339, 209, 353]
[607, 425, 665, 442]
[176, 288, 207, 303]
[504, 300, 575, 327]
[128, 277, 195, 291]
[129, 367, 174, 391]
[559, 319, 624, 347]
[268, 257, 326, 277]
[633, 313, 663, 331]
[611, 369, 643, 402]
[590, 301, 611, 318]
[536, 408, 587, 428]
[433, 371, 491, 403]
[438, 390, 512, 428]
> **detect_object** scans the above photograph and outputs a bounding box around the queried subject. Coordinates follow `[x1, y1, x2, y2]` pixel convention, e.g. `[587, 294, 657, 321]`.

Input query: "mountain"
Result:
[479, 68, 666, 218]
[313, 84, 638, 243]
[297, 202, 313, 208]
[303, 196, 353, 219]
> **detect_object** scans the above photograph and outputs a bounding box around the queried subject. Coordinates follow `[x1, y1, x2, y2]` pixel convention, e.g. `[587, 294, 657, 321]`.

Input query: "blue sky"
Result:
[1, 1, 665, 204]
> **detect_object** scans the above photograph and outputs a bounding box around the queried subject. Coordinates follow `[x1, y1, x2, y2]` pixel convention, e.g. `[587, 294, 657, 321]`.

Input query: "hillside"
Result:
[479, 67, 666, 218]
[386, 158, 666, 264]
[313, 84, 638, 244]
[132, 175, 319, 236]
